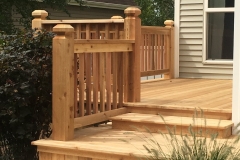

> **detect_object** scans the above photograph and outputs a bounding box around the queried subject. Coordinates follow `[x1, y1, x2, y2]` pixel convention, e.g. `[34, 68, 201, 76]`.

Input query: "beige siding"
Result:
[179, 0, 233, 79]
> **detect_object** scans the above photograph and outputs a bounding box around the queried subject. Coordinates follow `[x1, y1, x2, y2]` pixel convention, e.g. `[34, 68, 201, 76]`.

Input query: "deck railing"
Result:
[141, 21, 174, 79]
[32, 7, 141, 141]
[32, 8, 174, 141]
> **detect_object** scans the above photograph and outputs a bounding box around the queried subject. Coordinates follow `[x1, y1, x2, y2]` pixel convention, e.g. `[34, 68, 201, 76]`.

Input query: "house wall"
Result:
[13, 5, 125, 28]
[47, 5, 125, 19]
[179, 0, 233, 79]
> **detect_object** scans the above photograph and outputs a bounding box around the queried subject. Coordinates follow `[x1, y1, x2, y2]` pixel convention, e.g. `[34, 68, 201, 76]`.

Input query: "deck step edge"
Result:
[110, 113, 233, 129]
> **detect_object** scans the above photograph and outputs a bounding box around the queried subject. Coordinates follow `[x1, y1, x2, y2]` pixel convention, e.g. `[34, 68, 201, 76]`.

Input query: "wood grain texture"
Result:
[124, 7, 141, 102]
[39, 152, 52, 160]
[125, 79, 232, 113]
[52, 24, 74, 141]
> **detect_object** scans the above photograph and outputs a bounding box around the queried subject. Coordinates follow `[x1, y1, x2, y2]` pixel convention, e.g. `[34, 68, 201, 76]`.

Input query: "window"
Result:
[204, 0, 234, 62]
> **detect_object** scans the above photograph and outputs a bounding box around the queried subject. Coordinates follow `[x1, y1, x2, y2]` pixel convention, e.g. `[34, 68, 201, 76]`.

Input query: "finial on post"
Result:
[32, 10, 48, 19]
[32, 10, 48, 29]
[111, 16, 123, 19]
[124, 7, 141, 17]
[164, 20, 174, 28]
[53, 24, 74, 33]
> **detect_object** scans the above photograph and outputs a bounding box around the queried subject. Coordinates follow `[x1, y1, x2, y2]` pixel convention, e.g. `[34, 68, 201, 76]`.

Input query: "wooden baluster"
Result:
[111, 24, 118, 109]
[144, 34, 148, 72]
[140, 32, 144, 72]
[164, 20, 174, 79]
[153, 33, 158, 70]
[124, 7, 141, 102]
[99, 50, 106, 112]
[32, 10, 48, 30]
[76, 24, 85, 117]
[85, 24, 92, 115]
[115, 23, 124, 108]
[104, 23, 112, 111]
[79, 54, 85, 117]
[74, 54, 78, 118]
[52, 24, 74, 141]
[157, 34, 161, 70]
[160, 34, 164, 70]
[93, 24, 99, 114]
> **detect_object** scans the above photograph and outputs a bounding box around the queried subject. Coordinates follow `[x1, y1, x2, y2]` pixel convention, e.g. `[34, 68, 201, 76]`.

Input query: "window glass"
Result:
[207, 12, 234, 59]
[208, 0, 234, 8]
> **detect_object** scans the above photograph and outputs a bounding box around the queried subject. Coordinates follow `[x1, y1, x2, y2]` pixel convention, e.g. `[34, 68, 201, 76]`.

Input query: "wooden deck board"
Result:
[33, 124, 238, 159]
[110, 113, 233, 129]
[32, 125, 168, 159]
[33, 79, 234, 159]
[127, 78, 232, 113]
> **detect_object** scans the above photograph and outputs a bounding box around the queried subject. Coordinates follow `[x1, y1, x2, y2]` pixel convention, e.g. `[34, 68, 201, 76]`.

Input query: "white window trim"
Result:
[203, 1, 235, 65]
[232, 0, 240, 134]
[174, 0, 180, 78]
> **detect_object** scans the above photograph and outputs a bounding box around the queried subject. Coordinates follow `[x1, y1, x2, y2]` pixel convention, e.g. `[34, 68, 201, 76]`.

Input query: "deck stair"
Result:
[110, 106, 233, 139]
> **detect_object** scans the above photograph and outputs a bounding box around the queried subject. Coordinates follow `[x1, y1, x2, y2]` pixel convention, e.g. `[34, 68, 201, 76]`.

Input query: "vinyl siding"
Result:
[13, 4, 125, 28]
[47, 5, 125, 19]
[179, 0, 233, 79]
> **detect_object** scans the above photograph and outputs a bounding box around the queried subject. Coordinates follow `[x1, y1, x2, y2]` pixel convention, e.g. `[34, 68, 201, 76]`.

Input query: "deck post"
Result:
[32, 10, 48, 29]
[164, 20, 174, 79]
[52, 24, 75, 141]
[124, 7, 141, 102]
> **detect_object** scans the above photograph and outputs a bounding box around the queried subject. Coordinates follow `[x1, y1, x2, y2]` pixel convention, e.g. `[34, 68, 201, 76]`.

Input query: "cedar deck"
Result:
[31, 7, 234, 160]
[135, 78, 231, 112]
[33, 78, 233, 160]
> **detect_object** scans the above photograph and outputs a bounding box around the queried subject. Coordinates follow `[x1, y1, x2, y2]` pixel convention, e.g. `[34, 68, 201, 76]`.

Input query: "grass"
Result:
[121, 109, 240, 160]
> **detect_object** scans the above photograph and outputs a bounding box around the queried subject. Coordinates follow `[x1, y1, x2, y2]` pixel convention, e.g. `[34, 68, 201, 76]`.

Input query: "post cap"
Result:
[111, 16, 123, 19]
[124, 7, 141, 17]
[164, 20, 174, 27]
[53, 24, 74, 33]
[32, 10, 48, 19]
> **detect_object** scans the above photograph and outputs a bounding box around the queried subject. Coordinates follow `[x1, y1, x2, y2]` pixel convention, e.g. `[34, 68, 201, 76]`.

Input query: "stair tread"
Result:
[110, 113, 233, 129]
[124, 103, 232, 113]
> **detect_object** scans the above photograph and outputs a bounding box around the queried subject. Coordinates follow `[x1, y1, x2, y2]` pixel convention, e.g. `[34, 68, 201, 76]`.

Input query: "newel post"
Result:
[32, 10, 48, 29]
[124, 7, 141, 102]
[52, 24, 75, 141]
[164, 20, 175, 79]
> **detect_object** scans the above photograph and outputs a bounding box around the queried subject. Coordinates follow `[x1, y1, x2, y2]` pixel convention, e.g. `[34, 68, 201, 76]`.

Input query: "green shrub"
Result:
[0, 29, 54, 160]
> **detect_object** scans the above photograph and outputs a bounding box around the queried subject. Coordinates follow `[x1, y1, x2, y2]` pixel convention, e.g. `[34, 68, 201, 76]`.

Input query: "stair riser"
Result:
[112, 120, 232, 139]
[127, 107, 231, 120]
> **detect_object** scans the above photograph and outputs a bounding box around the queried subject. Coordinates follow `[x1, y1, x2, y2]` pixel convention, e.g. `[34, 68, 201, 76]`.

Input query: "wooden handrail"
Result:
[74, 39, 135, 43]
[74, 39, 134, 53]
[41, 19, 124, 24]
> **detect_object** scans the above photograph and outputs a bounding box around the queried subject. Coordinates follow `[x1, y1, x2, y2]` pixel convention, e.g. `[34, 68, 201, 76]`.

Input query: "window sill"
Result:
[202, 60, 233, 65]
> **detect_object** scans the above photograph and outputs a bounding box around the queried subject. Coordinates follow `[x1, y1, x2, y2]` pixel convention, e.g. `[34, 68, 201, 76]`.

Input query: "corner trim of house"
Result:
[232, 0, 240, 134]
[68, 0, 133, 10]
[174, 0, 180, 78]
